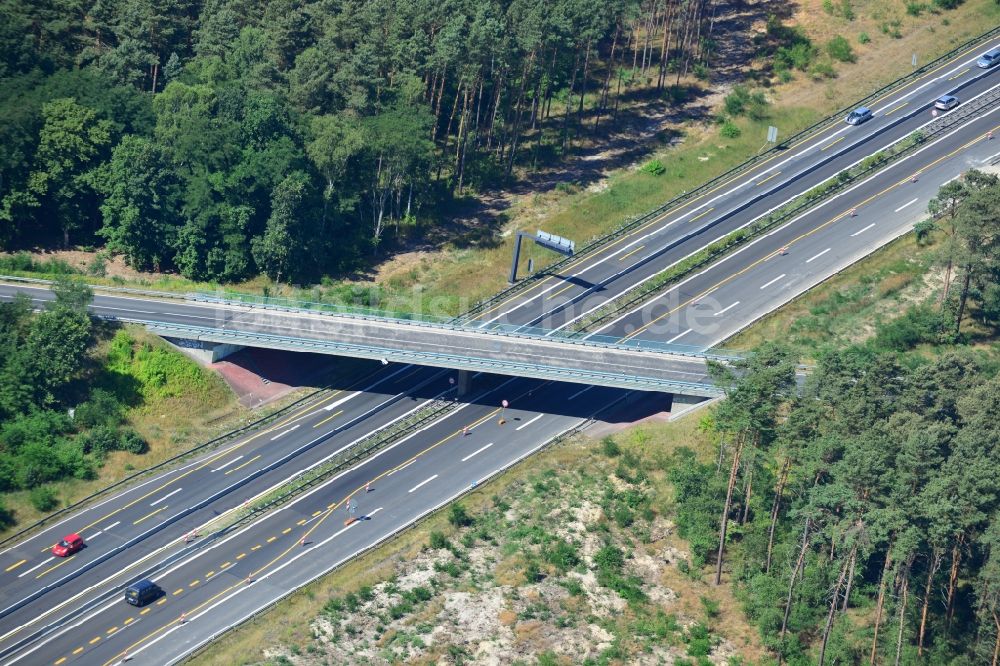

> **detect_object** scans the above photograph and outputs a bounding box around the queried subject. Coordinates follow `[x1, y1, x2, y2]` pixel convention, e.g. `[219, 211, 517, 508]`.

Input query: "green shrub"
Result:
[118, 428, 148, 454]
[601, 436, 621, 457]
[30, 486, 58, 512]
[720, 121, 741, 139]
[827, 35, 855, 62]
[905, 1, 925, 15]
[810, 60, 837, 80]
[429, 530, 450, 550]
[841, 0, 856, 19]
[448, 502, 472, 528]
[74, 389, 124, 429]
[871, 305, 944, 351]
[0, 501, 13, 529]
[822, 0, 835, 13]
[543, 539, 581, 572]
[641, 159, 666, 176]
[858, 32, 870, 44]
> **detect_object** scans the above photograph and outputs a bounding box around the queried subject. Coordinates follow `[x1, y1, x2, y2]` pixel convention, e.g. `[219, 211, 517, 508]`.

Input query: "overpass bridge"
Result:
[140, 292, 738, 397]
[0, 280, 737, 396]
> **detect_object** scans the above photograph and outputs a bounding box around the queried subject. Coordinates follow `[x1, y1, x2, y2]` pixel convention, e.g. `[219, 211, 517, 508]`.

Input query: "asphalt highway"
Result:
[0, 36, 998, 665]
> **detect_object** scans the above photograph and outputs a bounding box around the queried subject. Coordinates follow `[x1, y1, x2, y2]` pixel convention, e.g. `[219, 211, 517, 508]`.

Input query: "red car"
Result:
[52, 533, 84, 557]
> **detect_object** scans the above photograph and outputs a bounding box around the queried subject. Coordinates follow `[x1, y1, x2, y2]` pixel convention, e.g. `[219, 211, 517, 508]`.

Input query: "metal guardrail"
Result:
[570, 84, 1000, 333]
[453, 26, 1000, 323]
[145, 320, 725, 395]
[178, 390, 633, 665]
[186, 291, 743, 361]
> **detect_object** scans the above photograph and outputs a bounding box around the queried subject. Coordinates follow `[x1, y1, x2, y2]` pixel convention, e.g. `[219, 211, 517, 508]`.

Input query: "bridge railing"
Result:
[188, 291, 744, 362]
[143, 320, 725, 395]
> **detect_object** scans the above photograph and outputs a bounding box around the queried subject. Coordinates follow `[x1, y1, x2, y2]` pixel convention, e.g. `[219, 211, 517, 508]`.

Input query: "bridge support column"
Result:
[457, 370, 471, 397]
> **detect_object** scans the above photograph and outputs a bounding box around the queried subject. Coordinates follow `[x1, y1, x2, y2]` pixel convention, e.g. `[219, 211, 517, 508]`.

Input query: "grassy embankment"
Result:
[0, 326, 250, 537]
[194, 416, 772, 666]
[4, 0, 997, 319]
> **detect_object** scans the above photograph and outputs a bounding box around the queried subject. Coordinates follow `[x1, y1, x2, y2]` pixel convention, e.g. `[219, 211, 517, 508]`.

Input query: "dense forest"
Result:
[0, 0, 733, 285]
[669, 175, 1000, 665]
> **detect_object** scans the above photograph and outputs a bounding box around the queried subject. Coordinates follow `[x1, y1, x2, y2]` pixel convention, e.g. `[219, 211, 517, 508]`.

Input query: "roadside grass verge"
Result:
[0, 325, 253, 538]
[190, 414, 769, 665]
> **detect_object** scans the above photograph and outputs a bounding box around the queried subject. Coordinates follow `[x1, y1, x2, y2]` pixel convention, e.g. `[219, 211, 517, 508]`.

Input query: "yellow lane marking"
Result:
[62, 393, 327, 542]
[140, 608, 152, 615]
[546, 282, 576, 300]
[281, 528, 292, 535]
[124, 617, 134, 625]
[251, 544, 262, 551]
[311, 510, 322, 517]
[73, 647, 84, 654]
[89, 636, 101, 645]
[618, 245, 645, 262]
[206, 570, 214, 578]
[190, 580, 200, 587]
[172, 588, 183, 596]
[155, 598, 165, 605]
[949, 67, 970, 80]
[884, 101, 908, 116]
[312, 409, 343, 429]
[296, 519, 306, 526]
[688, 207, 714, 223]
[224, 454, 261, 475]
[820, 136, 845, 151]
[107, 627, 117, 634]
[266, 536, 277, 543]
[36, 558, 72, 580]
[6, 559, 26, 572]
[220, 561, 231, 569]
[236, 553, 246, 560]
[100, 382, 546, 666]
[756, 171, 781, 186]
[132, 506, 166, 526]
[623, 124, 1000, 340]
[55, 658, 66, 665]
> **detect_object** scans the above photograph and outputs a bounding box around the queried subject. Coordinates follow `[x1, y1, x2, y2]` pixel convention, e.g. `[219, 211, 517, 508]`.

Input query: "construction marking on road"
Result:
[759, 274, 787, 290]
[212, 455, 243, 472]
[850, 223, 876, 237]
[461, 443, 494, 462]
[894, 198, 919, 212]
[225, 454, 262, 475]
[689, 207, 714, 223]
[622, 120, 1000, 341]
[149, 488, 183, 506]
[313, 409, 343, 428]
[806, 248, 831, 263]
[756, 171, 781, 186]
[883, 101, 908, 116]
[516, 414, 544, 431]
[408, 475, 439, 493]
[618, 245, 645, 261]
[546, 282, 576, 300]
[34, 557, 71, 580]
[270, 424, 300, 441]
[132, 507, 167, 526]
[820, 136, 845, 151]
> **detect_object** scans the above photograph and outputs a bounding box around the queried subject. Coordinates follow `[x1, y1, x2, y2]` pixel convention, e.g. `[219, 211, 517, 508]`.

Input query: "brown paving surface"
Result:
[212, 348, 340, 408]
